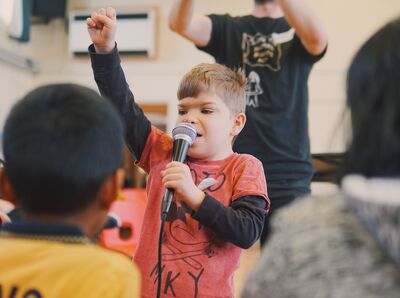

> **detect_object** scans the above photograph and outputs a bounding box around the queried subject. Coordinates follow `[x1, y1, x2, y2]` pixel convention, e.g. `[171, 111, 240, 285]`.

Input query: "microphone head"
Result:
[172, 123, 197, 145]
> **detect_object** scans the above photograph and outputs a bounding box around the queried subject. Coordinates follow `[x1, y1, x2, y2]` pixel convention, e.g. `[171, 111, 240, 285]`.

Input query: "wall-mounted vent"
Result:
[69, 8, 156, 57]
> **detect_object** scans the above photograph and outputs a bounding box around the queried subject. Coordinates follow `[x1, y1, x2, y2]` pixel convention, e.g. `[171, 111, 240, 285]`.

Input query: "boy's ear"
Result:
[0, 168, 18, 207]
[231, 112, 246, 137]
[98, 168, 125, 210]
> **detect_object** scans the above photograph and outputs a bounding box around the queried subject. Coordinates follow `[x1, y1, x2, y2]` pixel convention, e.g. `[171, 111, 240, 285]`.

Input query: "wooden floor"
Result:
[234, 241, 261, 297]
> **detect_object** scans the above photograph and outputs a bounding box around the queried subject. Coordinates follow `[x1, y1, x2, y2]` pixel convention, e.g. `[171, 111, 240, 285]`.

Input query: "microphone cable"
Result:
[157, 215, 167, 298]
[156, 123, 196, 298]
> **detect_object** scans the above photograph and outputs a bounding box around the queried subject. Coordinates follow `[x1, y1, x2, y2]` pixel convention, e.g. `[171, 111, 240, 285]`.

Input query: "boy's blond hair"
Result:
[177, 63, 247, 115]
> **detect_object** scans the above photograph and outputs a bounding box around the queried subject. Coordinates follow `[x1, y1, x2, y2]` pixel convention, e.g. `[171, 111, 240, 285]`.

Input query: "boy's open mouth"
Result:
[196, 133, 202, 137]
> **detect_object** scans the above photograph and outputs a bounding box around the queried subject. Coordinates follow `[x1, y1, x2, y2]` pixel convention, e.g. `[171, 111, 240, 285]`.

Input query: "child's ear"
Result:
[0, 168, 18, 207]
[231, 112, 246, 137]
[98, 168, 125, 210]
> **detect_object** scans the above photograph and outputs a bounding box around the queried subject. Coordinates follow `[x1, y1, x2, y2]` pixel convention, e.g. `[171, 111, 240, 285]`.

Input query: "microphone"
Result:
[161, 123, 197, 220]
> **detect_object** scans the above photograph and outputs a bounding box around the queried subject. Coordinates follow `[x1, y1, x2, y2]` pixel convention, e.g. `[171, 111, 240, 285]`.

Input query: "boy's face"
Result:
[177, 92, 244, 161]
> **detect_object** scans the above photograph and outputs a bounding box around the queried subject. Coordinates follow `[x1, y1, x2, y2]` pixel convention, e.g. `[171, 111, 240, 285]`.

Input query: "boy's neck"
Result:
[253, 2, 284, 18]
[190, 148, 235, 162]
[25, 208, 106, 239]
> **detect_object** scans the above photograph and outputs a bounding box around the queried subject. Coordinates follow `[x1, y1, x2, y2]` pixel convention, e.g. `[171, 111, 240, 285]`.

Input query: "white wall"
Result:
[307, 0, 400, 152]
[0, 0, 399, 153]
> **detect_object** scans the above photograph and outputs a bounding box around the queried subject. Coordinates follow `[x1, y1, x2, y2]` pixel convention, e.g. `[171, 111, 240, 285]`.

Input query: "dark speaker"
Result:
[31, 0, 67, 19]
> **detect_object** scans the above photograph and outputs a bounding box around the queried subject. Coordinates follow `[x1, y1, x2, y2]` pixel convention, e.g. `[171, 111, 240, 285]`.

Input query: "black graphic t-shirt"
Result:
[198, 14, 326, 204]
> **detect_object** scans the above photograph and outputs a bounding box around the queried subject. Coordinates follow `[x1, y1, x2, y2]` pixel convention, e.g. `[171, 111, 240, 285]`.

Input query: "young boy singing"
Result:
[87, 7, 269, 297]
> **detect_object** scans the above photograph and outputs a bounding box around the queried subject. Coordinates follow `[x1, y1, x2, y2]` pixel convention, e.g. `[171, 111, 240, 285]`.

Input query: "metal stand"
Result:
[0, 47, 38, 73]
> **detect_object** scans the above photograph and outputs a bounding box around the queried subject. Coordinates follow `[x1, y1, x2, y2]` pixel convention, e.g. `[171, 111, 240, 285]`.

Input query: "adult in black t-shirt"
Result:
[169, 0, 327, 245]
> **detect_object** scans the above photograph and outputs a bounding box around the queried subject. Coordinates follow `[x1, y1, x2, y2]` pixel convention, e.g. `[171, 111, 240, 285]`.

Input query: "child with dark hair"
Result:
[242, 17, 400, 298]
[0, 84, 140, 297]
[87, 7, 269, 298]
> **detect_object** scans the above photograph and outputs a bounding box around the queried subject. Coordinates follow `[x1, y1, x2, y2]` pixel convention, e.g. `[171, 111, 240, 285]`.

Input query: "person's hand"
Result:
[161, 161, 205, 210]
[0, 199, 14, 213]
[86, 7, 117, 54]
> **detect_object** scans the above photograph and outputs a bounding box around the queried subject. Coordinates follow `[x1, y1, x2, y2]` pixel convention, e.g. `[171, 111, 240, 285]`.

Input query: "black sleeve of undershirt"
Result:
[192, 194, 267, 249]
[89, 44, 151, 161]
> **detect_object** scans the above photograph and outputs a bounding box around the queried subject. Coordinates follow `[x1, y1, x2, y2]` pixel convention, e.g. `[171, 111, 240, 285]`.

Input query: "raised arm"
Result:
[168, 0, 212, 47]
[87, 7, 151, 161]
[278, 0, 327, 55]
